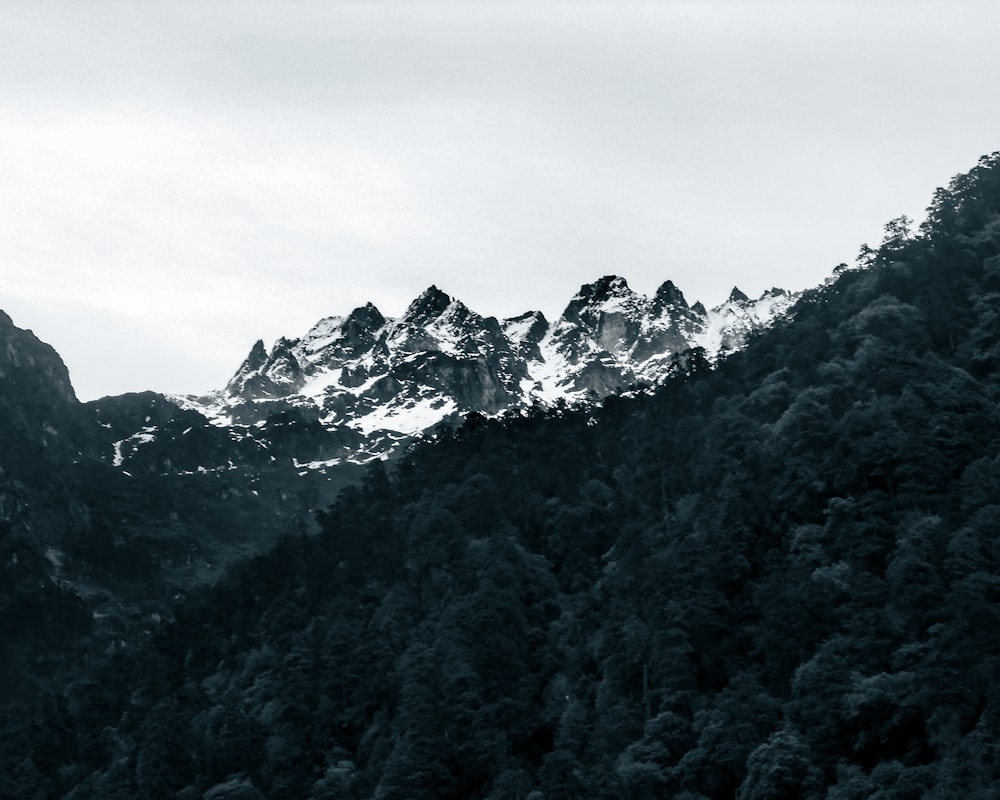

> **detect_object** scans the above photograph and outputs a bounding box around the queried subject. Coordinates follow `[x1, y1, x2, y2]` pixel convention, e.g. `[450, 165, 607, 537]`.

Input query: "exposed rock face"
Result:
[175, 276, 798, 459]
[0, 311, 101, 562]
[0, 310, 95, 461]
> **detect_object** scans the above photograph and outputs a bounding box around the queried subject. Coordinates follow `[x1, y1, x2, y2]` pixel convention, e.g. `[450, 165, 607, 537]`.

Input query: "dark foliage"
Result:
[4, 153, 1000, 798]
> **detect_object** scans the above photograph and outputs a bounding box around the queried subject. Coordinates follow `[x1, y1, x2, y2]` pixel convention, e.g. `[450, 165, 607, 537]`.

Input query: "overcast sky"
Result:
[3, 1, 999, 400]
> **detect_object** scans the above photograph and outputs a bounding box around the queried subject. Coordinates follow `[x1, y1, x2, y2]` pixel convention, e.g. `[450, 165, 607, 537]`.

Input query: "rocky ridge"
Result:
[175, 276, 796, 462]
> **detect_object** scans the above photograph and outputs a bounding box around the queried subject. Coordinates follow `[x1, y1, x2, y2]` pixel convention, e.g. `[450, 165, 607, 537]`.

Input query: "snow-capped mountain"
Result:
[0, 277, 796, 682]
[175, 276, 796, 461]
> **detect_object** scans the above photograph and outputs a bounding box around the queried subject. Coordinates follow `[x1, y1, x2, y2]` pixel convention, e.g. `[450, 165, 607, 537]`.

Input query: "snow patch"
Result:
[292, 456, 343, 470]
[350, 396, 458, 436]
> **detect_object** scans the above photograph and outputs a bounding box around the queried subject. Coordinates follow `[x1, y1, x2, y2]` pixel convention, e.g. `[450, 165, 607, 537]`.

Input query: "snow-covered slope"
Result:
[174, 276, 797, 462]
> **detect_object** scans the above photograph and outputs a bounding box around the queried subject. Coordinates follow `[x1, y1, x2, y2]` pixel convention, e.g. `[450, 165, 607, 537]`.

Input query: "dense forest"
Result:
[5, 152, 1000, 799]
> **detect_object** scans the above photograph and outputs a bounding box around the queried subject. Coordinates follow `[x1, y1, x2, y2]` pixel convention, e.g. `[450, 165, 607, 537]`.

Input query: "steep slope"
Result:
[0, 310, 97, 541]
[0, 315, 366, 700]
[0, 312, 100, 695]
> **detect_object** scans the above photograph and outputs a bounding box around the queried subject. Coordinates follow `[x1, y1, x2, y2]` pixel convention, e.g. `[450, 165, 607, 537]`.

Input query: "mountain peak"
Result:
[562, 275, 635, 322]
[503, 310, 549, 348]
[246, 339, 268, 368]
[0, 308, 81, 411]
[345, 302, 386, 331]
[578, 275, 631, 301]
[653, 280, 689, 310]
[727, 286, 750, 304]
[404, 285, 453, 324]
[272, 336, 298, 354]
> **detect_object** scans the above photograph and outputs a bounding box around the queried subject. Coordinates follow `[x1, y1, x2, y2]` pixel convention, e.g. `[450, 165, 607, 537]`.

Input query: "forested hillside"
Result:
[5, 153, 1000, 799]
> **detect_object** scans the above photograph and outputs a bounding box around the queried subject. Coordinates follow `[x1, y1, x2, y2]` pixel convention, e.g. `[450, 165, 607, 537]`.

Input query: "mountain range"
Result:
[0, 273, 792, 695]
[174, 276, 795, 464]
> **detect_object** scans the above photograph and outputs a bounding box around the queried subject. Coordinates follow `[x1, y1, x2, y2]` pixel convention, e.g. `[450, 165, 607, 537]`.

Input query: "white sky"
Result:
[2, 0, 999, 400]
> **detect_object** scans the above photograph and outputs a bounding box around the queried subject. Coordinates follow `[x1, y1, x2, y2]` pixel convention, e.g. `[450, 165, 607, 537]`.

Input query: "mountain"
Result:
[0, 316, 367, 700]
[0, 312, 101, 692]
[175, 277, 795, 462]
[0, 309, 95, 537]
[8, 152, 1000, 800]
[0, 274, 788, 696]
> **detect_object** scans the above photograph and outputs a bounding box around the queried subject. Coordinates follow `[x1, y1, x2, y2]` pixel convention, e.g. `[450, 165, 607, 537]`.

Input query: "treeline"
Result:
[4, 153, 1000, 799]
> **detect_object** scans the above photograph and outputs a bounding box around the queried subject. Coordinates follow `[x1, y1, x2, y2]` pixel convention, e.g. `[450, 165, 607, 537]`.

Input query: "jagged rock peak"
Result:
[345, 302, 386, 330]
[562, 275, 637, 322]
[503, 310, 550, 346]
[504, 309, 548, 327]
[225, 339, 268, 394]
[0, 309, 78, 404]
[653, 280, 689, 309]
[225, 335, 306, 399]
[245, 339, 268, 369]
[404, 285, 454, 324]
[728, 286, 750, 304]
[575, 275, 632, 304]
[270, 336, 299, 356]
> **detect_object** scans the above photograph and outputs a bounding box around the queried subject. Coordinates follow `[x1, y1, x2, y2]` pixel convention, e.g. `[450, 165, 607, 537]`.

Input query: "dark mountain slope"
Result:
[0, 313, 105, 697]
[0, 323, 365, 704]
[6, 152, 1000, 799]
